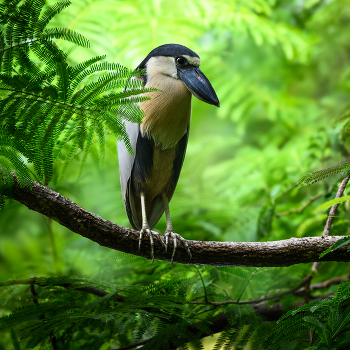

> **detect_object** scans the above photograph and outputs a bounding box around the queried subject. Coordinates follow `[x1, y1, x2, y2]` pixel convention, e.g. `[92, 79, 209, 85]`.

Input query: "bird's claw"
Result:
[139, 228, 165, 262]
[163, 230, 192, 264]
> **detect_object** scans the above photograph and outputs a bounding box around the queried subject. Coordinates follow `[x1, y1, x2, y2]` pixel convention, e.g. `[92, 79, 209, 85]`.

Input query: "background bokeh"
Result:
[1, 0, 349, 278]
[1, 0, 350, 347]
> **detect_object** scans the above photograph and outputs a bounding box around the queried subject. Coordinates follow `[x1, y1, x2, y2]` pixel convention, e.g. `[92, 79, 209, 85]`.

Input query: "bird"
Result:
[117, 44, 219, 263]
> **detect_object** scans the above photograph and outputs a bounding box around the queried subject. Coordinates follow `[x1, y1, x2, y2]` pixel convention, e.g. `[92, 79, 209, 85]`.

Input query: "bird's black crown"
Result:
[137, 44, 199, 70]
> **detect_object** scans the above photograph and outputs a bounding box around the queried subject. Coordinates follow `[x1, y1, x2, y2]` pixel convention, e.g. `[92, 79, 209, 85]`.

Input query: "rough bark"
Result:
[4, 174, 350, 266]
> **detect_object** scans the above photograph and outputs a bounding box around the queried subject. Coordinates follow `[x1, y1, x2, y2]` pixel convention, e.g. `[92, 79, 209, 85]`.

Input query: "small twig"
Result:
[345, 188, 350, 234]
[1, 276, 312, 309]
[311, 261, 320, 273]
[323, 175, 350, 237]
[49, 334, 58, 350]
[29, 284, 39, 306]
[276, 194, 322, 217]
[308, 329, 314, 346]
[307, 176, 350, 345]
[0, 278, 125, 302]
[312, 175, 350, 273]
[29, 284, 58, 350]
[190, 276, 312, 306]
[194, 266, 209, 303]
[236, 274, 254, 304]
[294, 276, 347, 296]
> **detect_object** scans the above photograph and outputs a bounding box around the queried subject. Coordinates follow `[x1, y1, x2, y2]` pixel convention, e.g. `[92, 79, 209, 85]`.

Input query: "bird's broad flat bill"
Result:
[178, 67, 219, 107]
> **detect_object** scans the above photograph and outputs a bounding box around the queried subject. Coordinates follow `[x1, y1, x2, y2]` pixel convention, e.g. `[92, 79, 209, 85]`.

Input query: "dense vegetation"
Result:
[1, 0, 350, 349]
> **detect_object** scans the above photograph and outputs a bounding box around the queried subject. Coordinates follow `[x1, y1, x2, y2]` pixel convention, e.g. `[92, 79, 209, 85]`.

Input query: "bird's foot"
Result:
[163, 230, 192, 263]
[139, 227, 165, 262]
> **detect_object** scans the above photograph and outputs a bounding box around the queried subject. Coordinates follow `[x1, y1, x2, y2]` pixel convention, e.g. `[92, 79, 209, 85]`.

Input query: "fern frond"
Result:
[278, 299, 331, 323]
[2, 45, 14, 76]
[30, 38, 65, 66]
[56, 134, 79, 185]
[297, 161, 350, 188]
[72, 72, 128, 106]
[69, 62, 129, 95]
[0, 302, 65, 331]
[336, 338, 350, 348]
[95, 121, 105, 168]
[0, 1, 20, 25]
[10, 329, 21, 350]
[42, 27, 90, 48]
[333, 281, 350, 305]
[34, 0, 71, 35]
[69, 55, 106, 80]
[82, 291, 118, 311]
[213, 329, 231, 350]
[332, 307, 350, 338]
[264, 313, 308, 349]
[0, 0, 153, 200]
[56, 60, 69, 102]
[52, 114, 76, 161]
[76, 121, 94, 182]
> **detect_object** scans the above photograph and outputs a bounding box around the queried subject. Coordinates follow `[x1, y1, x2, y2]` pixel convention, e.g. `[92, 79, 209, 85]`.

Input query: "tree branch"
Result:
[4, 173, 350, 266]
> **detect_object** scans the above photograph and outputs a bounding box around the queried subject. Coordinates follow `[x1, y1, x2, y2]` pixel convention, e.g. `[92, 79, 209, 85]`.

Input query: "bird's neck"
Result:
[140, 75, 192, 150]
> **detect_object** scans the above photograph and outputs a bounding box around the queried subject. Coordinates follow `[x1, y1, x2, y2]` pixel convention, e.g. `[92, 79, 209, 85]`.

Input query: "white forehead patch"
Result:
[145, 55, 201, 81]
[183, 55, 200, 67]
[146, 56, 178, 79]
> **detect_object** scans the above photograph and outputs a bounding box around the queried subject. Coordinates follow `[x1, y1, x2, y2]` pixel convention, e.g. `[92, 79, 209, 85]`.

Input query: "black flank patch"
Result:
[171, 129, 189, 189]
[132, 131, 154, 190]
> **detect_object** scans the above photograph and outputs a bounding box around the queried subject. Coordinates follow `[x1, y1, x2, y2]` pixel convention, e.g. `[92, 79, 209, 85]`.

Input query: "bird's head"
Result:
[136, 44, 220, 107]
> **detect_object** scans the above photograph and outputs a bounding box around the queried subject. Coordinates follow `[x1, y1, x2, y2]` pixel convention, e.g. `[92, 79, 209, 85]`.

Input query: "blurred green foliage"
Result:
[1, 0, 350, 349]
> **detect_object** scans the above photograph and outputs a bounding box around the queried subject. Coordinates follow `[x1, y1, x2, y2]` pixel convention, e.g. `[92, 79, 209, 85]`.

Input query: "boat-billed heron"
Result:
[117, 44, 219, 262]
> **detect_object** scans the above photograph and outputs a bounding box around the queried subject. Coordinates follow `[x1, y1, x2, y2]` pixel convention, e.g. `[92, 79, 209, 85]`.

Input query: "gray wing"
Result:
[117, 120, 140, 229]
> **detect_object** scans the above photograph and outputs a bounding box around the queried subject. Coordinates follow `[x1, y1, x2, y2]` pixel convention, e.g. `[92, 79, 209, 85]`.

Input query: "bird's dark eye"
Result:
[176, 57, 188, 66]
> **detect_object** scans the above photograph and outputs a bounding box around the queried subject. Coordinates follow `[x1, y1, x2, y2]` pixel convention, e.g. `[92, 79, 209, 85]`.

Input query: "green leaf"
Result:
[319, 236, 350, 258]
[313, 196, 350, 214]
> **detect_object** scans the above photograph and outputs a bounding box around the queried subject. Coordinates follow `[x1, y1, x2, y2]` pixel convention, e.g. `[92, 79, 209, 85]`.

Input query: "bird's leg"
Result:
[162, 194, 192, 263]
[139, 193, 164, 261]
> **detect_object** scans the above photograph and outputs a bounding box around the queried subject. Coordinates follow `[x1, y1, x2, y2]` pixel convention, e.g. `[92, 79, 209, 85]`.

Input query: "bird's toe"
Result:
[139, 228, 164, 262]
[163, 231, 192, 263]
